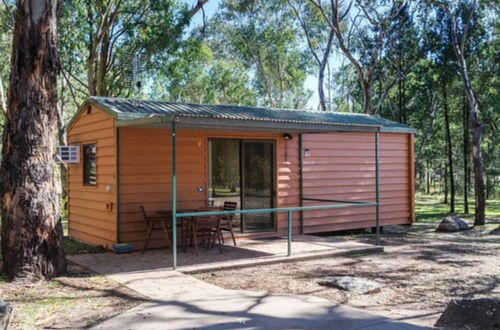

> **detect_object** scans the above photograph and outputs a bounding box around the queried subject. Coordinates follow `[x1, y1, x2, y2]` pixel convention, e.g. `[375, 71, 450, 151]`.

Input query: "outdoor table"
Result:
[158, 207, 222, 255]
[157, 209, 193, 252]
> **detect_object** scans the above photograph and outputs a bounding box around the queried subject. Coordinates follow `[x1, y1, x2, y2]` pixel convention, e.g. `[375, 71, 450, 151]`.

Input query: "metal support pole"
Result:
[115, 127, 121, 243]
[287, 211, 292, 256]
[171, 121, 177, 269]
[298, 134, 304, 234]
[375, 130, 380, 246]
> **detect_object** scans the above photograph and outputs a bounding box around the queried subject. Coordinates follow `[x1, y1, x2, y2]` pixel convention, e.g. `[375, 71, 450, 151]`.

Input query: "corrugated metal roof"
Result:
[82, 96, 416, 133]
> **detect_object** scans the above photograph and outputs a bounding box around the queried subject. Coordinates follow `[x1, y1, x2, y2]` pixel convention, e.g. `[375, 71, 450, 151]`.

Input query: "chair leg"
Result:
[230, 230, 237, 247]
[219, 230, 224, 247]
[182, 222, 187, 253]
[227, 219, 237, 246]
[143, 222, 154, 253]
[192, 223, 199, 256]
[205, 230, 210, 250]
[160, 221, 172, 249]
[217, 229, 223, 254]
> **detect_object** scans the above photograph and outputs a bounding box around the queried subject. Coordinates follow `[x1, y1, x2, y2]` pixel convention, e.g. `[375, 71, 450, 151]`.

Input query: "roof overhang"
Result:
[68, 97, 416, 134]
[115, 115, 382, 133]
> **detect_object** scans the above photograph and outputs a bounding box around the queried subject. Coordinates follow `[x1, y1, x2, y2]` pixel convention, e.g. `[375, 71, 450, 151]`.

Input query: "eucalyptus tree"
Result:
[426, 6, 459, 212]
[58, 0, 210, 104]
[152, 36, 256, 105]
[286, 0, 335, 111]
[308, 0, 422, 115]
[434, 0, 486, 225]
[1, 0, 66, 281]
[378, 1, 421, 123]
[213, 0, 311, 109]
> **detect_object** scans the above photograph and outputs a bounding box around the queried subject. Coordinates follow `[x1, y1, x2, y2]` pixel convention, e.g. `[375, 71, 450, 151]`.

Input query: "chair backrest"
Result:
[223, 201, 238, 211]
[222, 201, 238, 221]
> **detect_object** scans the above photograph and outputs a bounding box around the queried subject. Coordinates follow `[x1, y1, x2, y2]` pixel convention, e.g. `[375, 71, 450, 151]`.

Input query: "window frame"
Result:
[82, 143, 97, 186]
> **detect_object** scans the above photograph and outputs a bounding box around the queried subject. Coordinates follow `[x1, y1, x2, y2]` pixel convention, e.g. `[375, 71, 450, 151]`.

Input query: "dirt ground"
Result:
[197, 222, 500, 328]
[0, 263, 145, 329]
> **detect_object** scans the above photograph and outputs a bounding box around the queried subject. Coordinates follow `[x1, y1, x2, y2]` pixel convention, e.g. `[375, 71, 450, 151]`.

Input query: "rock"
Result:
[435, 298, 500, 330]
[437, 215, 470, 232]
[319, 276, 381, 295]
[490, 226, 500, 235]
[0, 301, 12, 330]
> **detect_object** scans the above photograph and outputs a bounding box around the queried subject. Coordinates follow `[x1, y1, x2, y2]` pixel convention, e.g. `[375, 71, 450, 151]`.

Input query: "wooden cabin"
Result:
[66, 97, 416, 250]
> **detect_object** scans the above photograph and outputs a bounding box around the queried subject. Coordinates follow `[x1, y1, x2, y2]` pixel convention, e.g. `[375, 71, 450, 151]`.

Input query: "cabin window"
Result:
[83, 144, 97, 186]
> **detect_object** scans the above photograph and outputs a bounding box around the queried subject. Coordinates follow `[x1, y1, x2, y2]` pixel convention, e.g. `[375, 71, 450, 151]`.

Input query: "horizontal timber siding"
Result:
[302, 132, 413, 233]
[67, 106, 116, 248]
[118, 128, 299, 249]
[118, 128, 413, 249]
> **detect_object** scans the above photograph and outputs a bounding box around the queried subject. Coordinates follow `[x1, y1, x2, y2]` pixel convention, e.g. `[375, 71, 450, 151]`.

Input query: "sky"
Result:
[183, 0, 321, 109]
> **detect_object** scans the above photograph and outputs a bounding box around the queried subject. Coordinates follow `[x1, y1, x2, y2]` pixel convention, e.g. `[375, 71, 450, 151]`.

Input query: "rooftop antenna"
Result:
[124, 51, 147, 107]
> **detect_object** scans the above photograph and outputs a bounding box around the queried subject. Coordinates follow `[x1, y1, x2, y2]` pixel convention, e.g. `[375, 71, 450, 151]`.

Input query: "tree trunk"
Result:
[0, 0, 66, 281]
[361, 79, 372, 114]
[442, 80, 455, 213]
[415, 92, 438, 176]
[448, 9, 486, 225]
[443, 164, 448, 204]
[462, 90, 469, 214]
[95, 27, 111, 96]
[318, 30, 335, 111]
[426, 160, 430, 195]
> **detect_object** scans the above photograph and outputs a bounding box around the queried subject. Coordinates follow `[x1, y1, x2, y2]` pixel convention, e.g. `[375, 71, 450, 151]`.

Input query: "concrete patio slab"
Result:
[69, 236, 382, 275]
[68, 237, 428, 329]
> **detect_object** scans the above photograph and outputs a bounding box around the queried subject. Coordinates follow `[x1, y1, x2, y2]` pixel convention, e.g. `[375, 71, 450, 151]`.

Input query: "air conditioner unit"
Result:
[57, 145, 80, 163]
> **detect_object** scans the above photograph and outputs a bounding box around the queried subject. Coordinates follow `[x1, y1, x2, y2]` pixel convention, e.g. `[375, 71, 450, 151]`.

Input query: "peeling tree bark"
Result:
[0, 0, 66, 281]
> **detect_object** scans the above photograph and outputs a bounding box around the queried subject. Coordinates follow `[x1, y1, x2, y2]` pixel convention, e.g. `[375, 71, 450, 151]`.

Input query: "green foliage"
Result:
[415, 194, 500, 223]
[58, 0, 193, 103]
[0, 0, 498, 218]
[152, 37, 256, 105]
[211, 0, 311, 108]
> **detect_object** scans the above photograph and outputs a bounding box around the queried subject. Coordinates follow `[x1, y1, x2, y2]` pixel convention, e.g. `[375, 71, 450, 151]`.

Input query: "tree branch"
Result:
[286, 0, 321, 66]
[189, 0, 210, 18]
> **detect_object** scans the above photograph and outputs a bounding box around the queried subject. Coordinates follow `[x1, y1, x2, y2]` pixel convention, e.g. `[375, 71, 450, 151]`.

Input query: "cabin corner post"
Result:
[115, 126, 121, 243]
[298, 133, 304, 234]
[409, 134, 416, 222]
[375, 130, 381, 246]
[171, 121, 177, 269]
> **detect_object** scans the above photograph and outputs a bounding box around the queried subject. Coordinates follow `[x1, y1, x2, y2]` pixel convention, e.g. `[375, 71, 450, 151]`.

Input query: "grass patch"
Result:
[63, 237, 104, 255]
[416, 194, 500, 223]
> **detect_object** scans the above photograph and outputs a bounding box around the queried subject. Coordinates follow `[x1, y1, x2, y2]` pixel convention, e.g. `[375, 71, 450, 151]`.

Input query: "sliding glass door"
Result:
[208, 139, 275, 233]
[241, 141, 275, 231]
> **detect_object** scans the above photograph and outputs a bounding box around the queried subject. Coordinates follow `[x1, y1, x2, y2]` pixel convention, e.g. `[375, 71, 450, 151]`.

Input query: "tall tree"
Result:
[308, 0, 420, 114]
[153, 36, 256, 105]
[438, 0, 486, 225]
[58, 0, 209, 103]
[1, 0, 66, 281]
[286, 0, 335, 111]
[442, 69, 455, 212]
[214, 0, 311, 108]
[462, 90, 469, 213]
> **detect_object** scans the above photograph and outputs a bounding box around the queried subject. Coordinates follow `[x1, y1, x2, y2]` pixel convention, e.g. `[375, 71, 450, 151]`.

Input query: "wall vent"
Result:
[57, 145, 80, 163]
